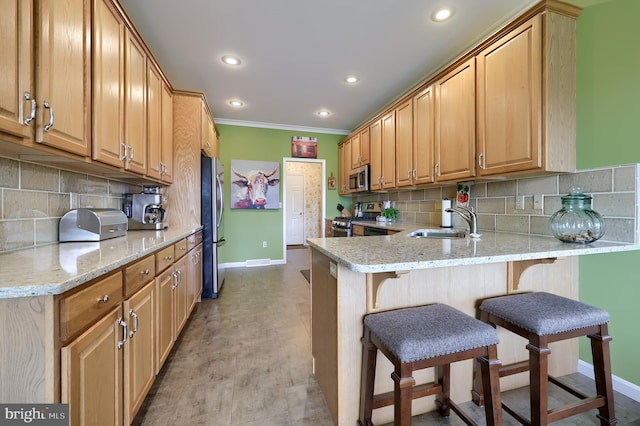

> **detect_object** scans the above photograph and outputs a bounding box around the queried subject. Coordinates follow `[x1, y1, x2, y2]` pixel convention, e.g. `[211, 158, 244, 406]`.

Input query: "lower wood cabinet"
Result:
[155, 265, 175, 373]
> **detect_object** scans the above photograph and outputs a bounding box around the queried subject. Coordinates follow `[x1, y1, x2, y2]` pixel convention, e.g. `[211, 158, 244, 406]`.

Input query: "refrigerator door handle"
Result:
[216, 172, 224, 228]
[215, 237, 226, 246]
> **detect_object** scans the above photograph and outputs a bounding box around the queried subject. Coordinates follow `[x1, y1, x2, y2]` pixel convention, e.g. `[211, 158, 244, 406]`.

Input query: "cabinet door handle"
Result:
[43, 101, 54, 131]
[140, 269, 150, 276]
[128, 145, 135, 161]
[478, 152, 485, 169]
[120, 143, 128, 161]
[171, 271, 179, 289]
[413, 169, 417, 180]
[23, 92, 36, 125]
[129, 309, 138, 337]
[435, 163, 440, 177]
[117, 318, 127, 349]
[98, 295, 110, 303]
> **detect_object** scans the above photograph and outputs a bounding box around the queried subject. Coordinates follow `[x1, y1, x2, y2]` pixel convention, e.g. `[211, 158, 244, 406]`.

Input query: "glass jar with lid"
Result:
[550, 186, 605, 243]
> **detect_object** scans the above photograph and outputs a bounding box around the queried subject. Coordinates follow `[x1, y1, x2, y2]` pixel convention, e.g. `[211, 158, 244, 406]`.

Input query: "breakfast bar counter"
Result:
[306, 230, 638, 425]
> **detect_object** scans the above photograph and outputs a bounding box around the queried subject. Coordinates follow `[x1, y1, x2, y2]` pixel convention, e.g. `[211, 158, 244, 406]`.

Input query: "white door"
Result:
[286, 174, 305, 245]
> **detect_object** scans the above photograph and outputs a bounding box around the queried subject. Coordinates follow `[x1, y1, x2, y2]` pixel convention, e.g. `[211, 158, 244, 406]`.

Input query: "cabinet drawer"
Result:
[174, 238, 188, 260]
[60, 271, 124, 342]
[187, 231, 203, 251]
[125, 255, 155, 297]
[155, 245, 174, 274]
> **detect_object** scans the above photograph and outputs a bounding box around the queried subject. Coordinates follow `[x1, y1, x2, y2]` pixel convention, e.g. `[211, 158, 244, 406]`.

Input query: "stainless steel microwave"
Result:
[348, 165, 369, 193]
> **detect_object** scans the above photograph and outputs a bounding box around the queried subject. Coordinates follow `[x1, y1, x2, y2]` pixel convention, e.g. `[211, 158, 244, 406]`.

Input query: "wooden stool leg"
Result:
[434, 363, 452, 417]
[589, 325, 617, 425]
[358, 329, 377, 426]
[528, 337, 551, 426]
[479, 345, 503, 426]
[392, 364, 416, 426]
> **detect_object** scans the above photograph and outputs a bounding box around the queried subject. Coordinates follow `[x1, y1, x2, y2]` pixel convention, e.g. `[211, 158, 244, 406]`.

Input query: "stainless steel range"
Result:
[331, 202, 382, 237]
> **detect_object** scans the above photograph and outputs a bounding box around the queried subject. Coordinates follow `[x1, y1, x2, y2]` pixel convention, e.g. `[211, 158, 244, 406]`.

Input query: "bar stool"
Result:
[358, 303, 503, 426]
[478, 291, 616, 425]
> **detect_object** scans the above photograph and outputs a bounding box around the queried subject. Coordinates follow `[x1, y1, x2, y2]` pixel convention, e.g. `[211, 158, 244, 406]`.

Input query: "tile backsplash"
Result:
[353, 164, 639, 244]
[0, 155, 143, 253]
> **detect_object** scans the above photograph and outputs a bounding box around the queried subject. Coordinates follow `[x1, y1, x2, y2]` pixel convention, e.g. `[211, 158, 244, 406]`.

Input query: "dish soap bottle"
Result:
[550, 186, 605, 243]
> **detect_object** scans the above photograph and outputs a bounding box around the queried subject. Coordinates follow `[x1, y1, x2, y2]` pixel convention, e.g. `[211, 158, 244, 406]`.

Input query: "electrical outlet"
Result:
[534, 194, 543, 210]
[516, 196, 525, 210]
[262, 241, 268, 248]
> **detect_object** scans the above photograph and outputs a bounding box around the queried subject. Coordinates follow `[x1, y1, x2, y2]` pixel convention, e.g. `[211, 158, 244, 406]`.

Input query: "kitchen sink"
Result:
[406, 229, 467, 239]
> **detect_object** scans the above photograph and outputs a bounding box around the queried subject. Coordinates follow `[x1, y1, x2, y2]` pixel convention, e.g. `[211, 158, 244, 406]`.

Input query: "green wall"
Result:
[216, 124, 349, 263]
[576, 0, 640, 385]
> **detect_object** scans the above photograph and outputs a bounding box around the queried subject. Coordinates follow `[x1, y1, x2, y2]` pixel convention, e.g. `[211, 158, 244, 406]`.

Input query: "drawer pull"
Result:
[117, 318, 127, 349]
[141, 269, 150, 276]
[180, 247, 186, 251]
[129, 309, 138, 337]
[98, 295, 110, 303]
[166, 255, 173, 261]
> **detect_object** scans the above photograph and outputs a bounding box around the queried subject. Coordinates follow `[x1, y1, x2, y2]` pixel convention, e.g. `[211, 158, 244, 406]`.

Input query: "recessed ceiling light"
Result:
[221, 55, 241, 66]
[317, 110, 331, 117]
[344, 75, 359, 84]
[228, 99, 244, 107]
[431, 7, 455, 22]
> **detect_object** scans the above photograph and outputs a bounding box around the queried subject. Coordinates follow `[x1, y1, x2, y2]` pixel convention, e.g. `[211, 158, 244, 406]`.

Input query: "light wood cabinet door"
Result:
[36, 0, 91, 156]
[413, 86, 435, 185]
[0, 0, 33, 140]
[123, 28, 147, 174]
[62, 306, 124, 426]
[338, 138, 351, 195]
[381, 111, 396, 189]
[359, 127, 370, 166]
[350, 132, 361, 169]
[147, 61, 163, 180]
[174, 254, 188, 336]
[155, 266, 175, 373]
[187, 243, 203, 314]
[123, 281, 155, 425]
[395, 98, 414, 187]
[435, 57, 476, 182]
[477, 15, 542, 176]
[369, 119, 382, 191]
[160, 82, 174, 183]
[201, 105, 216, 157]
[92, 0, 125, 168]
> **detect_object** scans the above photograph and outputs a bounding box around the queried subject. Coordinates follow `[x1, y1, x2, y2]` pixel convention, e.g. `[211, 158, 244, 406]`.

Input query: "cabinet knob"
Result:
[98, 295, 109, 303]
[141, 269, 150, 276]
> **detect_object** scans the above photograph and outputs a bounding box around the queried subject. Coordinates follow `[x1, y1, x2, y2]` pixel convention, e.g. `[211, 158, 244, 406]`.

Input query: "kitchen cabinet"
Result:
[381, 111, 396, 189]
[155, 263, 175, 372]
[187, 232, 203, 314]
[338, 138, 351, 195]
[0, 0, 91, 156]
[434, 57, 476, 182]
[147, 61, 174, 183]
[394, 98, 415, 187]
[173, 239, 189, 336]
[201, 104, 218, 158]
[476, 11, 576, 176]
[369, 119, 382, 191]
[350, 128, 370, 169]
[92, 0, 147, 174]
[411, 86, 436, 185]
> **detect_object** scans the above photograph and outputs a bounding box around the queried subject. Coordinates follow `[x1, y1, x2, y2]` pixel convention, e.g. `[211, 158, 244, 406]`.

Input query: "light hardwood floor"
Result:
[134, 247, 640, 425]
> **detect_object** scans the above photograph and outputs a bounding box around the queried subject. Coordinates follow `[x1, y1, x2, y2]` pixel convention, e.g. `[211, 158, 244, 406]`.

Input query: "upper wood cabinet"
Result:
[412, 86, 436, 186]
[381, 111, 396, 189]
[477, 10, 576, 176]
[201, 106, 218, 158]
[350, 128, 370, 169]
[147, 61, 173, 182]
[93, 0, 148, 174]
[0, 0, 91, 155]
[338, 138, 351, 195]
[394, 98, 414, 187]
[369, 120, 382, 191]
[434, 57, 476, 182]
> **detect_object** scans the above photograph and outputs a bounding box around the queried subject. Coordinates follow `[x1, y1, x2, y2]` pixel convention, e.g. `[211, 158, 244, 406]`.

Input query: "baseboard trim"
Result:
[221, 259, 287, 268]
[578, 360, 640, 402]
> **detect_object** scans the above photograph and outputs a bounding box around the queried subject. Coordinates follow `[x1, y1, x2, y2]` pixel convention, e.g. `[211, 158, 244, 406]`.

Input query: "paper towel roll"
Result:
[441, 199, 452, 228]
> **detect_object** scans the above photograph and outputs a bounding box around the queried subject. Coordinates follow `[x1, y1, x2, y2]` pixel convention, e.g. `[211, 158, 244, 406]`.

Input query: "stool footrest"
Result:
[372, 381, 442, 409]
[548, 375, 589, 400]
[499, 360, 530, 377]
[548, 396, 606, 423]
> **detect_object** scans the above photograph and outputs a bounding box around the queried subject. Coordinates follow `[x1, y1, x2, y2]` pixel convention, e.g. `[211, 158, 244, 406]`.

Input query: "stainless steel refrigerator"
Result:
[201, 155, 225, 298]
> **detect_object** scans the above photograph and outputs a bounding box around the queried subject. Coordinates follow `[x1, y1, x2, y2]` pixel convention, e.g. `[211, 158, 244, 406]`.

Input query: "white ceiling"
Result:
[119, 0, 572, 134]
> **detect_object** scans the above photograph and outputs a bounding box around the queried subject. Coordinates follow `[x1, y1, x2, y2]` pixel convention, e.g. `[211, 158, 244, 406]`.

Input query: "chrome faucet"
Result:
[445, 206, 478, 235]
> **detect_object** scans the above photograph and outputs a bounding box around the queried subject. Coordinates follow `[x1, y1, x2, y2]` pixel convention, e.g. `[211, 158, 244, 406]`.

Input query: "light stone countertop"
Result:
[307, 223, 640, 273]
[0, 226, 201, 299]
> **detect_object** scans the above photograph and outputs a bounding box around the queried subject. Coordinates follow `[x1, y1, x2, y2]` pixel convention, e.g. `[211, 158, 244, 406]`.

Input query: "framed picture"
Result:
[291, 136, 317, 158]
[230, 160, 280, 209]
[328, 172, 336, 190]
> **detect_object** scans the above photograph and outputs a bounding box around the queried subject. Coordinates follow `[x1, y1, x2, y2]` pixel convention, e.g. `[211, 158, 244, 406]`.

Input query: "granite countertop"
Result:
[307, 223, 640, 273]
[0, 226, 201, 299]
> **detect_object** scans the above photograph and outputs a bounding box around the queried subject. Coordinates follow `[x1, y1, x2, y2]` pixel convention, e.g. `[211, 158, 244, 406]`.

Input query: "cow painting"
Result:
[232, 167, 280, 209]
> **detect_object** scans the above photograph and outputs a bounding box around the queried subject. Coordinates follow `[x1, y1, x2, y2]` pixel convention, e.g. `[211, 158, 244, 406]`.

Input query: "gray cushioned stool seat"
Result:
[480, 291, 610, 336]
[364, 303, 499, 363]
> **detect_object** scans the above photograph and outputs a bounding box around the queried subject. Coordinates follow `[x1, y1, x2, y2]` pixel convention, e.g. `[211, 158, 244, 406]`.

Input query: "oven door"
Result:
[332, 225, 351, 237]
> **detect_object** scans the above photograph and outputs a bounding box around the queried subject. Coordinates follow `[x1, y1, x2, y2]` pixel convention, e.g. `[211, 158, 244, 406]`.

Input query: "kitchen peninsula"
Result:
[307, 229, 638, 425]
